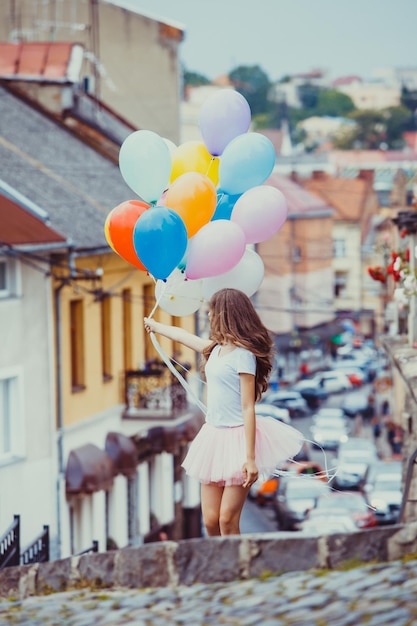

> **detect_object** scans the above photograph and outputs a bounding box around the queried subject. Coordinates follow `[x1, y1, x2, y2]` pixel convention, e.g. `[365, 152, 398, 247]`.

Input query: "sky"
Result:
[117, 0, 417, 82]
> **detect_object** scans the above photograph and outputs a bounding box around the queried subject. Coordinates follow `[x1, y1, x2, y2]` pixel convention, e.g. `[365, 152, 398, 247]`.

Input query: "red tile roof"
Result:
[301, 173, 371, 221]
[0, 194, 66, 246]
[267, 173, 333, 215]
[0, 42, 78, 81]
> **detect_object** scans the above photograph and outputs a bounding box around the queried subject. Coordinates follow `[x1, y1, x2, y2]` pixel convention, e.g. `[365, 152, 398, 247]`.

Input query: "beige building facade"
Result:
[0, 0, 184, 142]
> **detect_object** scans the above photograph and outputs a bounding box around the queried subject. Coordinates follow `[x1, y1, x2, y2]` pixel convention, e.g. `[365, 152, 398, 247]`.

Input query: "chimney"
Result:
[358, 169, 374, 184]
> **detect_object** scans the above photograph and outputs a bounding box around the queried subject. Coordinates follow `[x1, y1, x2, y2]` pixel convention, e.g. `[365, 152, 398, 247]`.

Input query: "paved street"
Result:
[1, 556, 416, 625]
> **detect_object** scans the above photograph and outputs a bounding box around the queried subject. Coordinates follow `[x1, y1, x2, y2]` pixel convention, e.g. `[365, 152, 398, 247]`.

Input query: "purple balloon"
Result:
[198, 90, 251, 156]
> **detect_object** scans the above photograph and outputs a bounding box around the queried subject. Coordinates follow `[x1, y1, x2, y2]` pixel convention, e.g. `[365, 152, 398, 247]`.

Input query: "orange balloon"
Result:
[170, 141, 219, 186]
[107, 200, 150, 270]
[164, 172, 217, 238]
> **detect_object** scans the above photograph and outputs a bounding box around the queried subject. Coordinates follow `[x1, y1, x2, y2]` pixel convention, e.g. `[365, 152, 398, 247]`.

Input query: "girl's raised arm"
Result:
[144, 317, 211, 353]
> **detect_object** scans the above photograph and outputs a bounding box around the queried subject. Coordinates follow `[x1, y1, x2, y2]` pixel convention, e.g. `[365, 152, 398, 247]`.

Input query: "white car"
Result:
[312, 371, 353, 394]
[255, 403, 291, 425]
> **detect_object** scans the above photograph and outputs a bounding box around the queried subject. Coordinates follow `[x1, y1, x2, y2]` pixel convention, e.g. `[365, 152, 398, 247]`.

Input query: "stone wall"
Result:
[1, 525, 417, 599]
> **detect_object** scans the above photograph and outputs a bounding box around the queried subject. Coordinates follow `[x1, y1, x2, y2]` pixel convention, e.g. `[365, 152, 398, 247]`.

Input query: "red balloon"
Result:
[107, 200, 150, 270]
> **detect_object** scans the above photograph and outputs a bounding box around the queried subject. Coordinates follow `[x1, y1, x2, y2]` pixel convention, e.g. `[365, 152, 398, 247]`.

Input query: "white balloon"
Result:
[202, 248, 264, 300]
[155, 269, 203, 316]
[163, 137, 178, 156]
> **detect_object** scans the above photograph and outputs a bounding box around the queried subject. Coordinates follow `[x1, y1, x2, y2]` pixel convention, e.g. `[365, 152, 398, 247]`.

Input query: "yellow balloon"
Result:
[104, 210, 117, 252]
[170, 141, 219, 186]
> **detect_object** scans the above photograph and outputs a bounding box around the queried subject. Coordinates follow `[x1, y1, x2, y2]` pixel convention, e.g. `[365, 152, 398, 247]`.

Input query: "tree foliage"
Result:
[183, 70, 210, 86]
[333, 106, 411, 149]
[228, 65, 271, 116]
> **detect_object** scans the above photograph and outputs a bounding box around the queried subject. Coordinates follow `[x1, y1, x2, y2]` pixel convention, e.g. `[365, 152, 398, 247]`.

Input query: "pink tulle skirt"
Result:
[181, 416, 304, 487]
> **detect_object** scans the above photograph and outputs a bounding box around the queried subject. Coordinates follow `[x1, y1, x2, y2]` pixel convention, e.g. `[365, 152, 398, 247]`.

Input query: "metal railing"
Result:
[21, 525, 49, 565]
[75, 540, 99, 556]
[0, 516, 50, 569]
[0, 515, 20, 569]
[124, 367, 188, 416]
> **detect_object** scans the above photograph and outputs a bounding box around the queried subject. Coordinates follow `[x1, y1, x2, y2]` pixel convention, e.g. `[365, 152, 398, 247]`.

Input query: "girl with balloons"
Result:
[144, 288, 303, 537]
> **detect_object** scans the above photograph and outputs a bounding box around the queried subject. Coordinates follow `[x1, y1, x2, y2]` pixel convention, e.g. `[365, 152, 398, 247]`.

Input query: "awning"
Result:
[65, 443, 114, 496]
[105, 432, 137, 478]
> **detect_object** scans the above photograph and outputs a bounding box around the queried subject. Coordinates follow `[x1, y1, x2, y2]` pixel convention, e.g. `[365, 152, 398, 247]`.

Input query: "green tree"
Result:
[384, 106, 412, 147]
[297, 83, 320, 110]
[334, 109, 385, 149]
[183, 70, 210, 86]
[228, 65, 271, 115]
[315, 89, 355, 117]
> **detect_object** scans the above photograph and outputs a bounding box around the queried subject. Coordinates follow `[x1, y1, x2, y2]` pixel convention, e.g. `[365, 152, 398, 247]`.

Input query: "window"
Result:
[0, 372, 23, 459]
[292, 246, 302, 263]
[0, 257, 18, 298]
[101, 295, 112, 380]
[334, 272, 348, 298]
[70, 299, 85, 390]
[333, 239, 346, 258]
[122, 289, 132, 371]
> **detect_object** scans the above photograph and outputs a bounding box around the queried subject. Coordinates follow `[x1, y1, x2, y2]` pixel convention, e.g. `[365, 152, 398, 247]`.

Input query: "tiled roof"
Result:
[0, 192, 66, 246]
[0, 86, 133, 250]
[301, 173, 370, 221]
[0, 42, 82, 82]
[267, 173, 333, 216]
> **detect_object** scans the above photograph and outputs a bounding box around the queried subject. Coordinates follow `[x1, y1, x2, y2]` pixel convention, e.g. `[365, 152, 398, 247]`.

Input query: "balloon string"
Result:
[149, 331, 207, 414]
[146, 275, 207, 414]
[206, 156, 216, 179]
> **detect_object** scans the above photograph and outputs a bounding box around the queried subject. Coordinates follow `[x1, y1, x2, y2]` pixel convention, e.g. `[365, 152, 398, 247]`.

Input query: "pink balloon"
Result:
[185, 220, 246, 280]
[231, 185, 288, 244]
[198, 90, 251, 156]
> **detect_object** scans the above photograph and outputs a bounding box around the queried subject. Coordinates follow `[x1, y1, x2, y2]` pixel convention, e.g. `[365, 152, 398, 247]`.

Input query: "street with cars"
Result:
[242, 341, 403, 535]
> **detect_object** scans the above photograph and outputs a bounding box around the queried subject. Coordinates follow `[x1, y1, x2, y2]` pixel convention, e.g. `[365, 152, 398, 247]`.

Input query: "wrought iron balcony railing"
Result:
[124, 365, 188, 419]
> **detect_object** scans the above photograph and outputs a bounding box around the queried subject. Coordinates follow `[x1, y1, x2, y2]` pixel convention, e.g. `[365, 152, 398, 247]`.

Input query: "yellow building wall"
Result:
[55, 252, 197, 428]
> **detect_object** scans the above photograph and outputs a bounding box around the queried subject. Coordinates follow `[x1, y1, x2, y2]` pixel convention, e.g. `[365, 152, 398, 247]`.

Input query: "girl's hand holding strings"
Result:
[242, 459, 259, 488]
[144, 317, 157, 333]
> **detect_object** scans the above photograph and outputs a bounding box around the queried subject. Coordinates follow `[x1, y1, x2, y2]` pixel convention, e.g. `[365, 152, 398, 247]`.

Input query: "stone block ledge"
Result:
[1, 524, 416, 600]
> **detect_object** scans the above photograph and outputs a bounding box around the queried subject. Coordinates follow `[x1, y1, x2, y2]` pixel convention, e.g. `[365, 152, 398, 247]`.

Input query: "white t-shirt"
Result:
[205, 345, 256, 427]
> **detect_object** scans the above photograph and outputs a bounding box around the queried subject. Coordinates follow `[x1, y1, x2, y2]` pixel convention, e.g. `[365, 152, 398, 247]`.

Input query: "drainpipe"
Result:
[54, 250, 76, 559]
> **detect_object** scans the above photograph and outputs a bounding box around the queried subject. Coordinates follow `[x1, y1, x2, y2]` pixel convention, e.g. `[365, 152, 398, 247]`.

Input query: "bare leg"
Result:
[201, 483, 224, 536]
[219, 485, 250, 536]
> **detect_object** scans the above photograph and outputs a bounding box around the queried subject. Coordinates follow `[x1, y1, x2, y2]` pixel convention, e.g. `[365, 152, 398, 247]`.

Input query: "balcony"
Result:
[123, 364, 189, 420]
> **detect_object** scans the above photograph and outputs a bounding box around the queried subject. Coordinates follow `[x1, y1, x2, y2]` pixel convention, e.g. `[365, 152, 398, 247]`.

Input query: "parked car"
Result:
[363, 460, 403, 525]
[333, 438, 379, 490]
[255, 403, 291, 425]
[261, 390, 309, 417]
[310, 416, 350, 450]
[367, 474, 402, 525]
[273, 474, 330, 530]
[313, 407, 345, 420]
[248, 460, 325, 505]
[341, 390, 374, 419]
[299, 508, 358, 535]
[312, 491, 378, 529]
[291, 379, 328, 409]
[312, 371, 352, 394]
[330, 364, 366, 387]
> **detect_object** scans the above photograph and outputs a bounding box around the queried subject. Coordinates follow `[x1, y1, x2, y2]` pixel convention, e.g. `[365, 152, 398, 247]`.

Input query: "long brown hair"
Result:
[202, 288, 273, 401]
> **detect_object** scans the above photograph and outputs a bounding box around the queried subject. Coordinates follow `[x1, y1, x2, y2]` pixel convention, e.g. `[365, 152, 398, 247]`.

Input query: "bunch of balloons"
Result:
[104, 89, 288, 316]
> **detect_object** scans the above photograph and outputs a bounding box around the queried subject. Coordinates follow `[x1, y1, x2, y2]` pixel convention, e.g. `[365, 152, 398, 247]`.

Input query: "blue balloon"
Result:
[219, 133, 276, 195]
[133, 206, 188, 280]
[212, 191, 242, 221]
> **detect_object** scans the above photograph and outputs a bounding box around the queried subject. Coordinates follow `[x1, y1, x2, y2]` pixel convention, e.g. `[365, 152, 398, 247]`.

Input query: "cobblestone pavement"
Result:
[1, 557, 417, 625]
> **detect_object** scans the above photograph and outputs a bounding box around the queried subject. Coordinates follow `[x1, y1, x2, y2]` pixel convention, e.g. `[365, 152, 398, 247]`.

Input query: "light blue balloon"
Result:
[119, 130, 171, 204]
[219, 133, 276, 195]
[133, 206, 188, 280]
